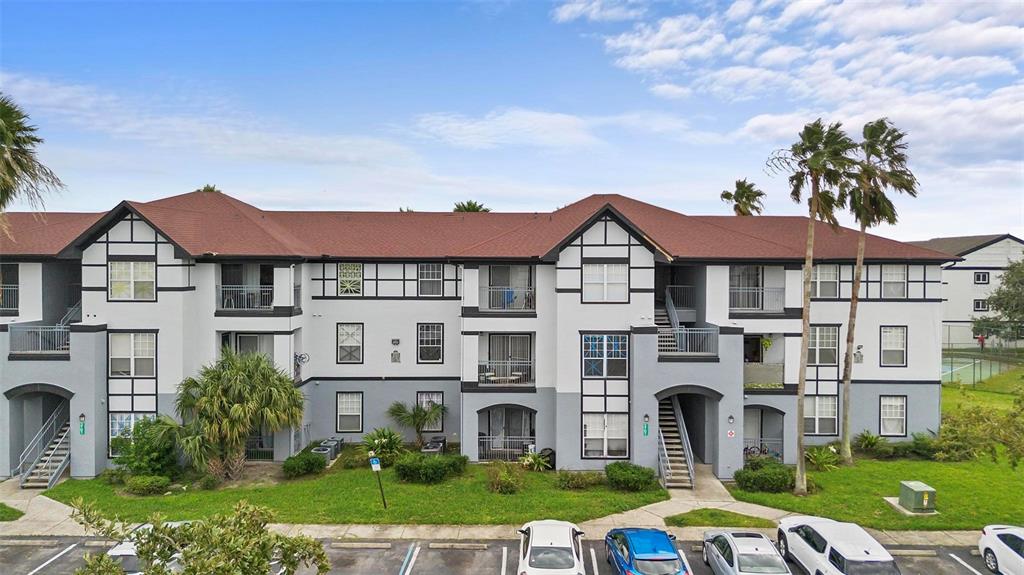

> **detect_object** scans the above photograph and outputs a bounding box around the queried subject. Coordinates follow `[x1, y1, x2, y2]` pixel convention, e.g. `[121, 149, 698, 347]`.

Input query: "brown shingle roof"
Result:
[0, 191, 955, 262]
[907, 234, 1018, 257]
[0, 212, 104, 257]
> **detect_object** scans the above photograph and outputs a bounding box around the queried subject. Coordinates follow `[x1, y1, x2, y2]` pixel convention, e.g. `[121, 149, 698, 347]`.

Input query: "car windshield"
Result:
[845, 560, 901, 575]
[737, 552, 789, 573]
[529, 546, 575, 569]
[635, 558, 683, 574]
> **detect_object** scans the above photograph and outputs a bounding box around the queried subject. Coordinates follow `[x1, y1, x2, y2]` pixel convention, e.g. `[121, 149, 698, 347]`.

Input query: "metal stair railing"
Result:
[14, 402, 69, 483]
[664, 288, 680, 329]
[26, 425, 71, 489]
[58, 300, 82, 326]
[671, 396, 696, 488]
[657, 427, 673, 488]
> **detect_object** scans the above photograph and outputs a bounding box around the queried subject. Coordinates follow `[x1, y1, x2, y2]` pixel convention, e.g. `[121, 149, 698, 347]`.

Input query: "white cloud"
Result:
[756, 44, 804, 67]
[724, 0, 756, 22]
[552, 0, 645, 23]
[605, 14, 726, 70]
[649, 82, 692, 99]
[413, 108, 601, 149]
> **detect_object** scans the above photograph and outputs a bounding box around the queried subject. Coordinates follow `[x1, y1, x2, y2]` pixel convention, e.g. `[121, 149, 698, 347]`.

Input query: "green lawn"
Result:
[969, 367, 1024, 394]
[729, 457, 1023, 531]
[664, 509, 775, 529]
[941, 385, 1017, 413]
[0, 502, 24, 522]
[46, 464, 667, 525]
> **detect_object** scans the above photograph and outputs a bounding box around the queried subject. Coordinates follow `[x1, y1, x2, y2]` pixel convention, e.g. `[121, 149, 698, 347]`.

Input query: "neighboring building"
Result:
[0, 191, 953, 488]
[908, 234, 1024, 346]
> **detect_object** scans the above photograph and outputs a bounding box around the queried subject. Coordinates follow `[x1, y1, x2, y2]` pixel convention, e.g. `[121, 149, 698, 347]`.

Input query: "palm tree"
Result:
[387, 400, 446, 447]
[453, 200, 490, 212]
[158, 348, 304, 480]
[768, 119, 857, 495]
[720, 179, 766, 216]
[0, 93, 64, 212]
[838, 119, 917, 464]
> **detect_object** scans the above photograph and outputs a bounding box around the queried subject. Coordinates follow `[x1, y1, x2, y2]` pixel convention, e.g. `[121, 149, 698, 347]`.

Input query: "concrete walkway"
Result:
[0, 470, 981, 546]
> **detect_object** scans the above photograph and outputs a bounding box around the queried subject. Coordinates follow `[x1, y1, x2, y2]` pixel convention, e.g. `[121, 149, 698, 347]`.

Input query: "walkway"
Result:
[0, 478, 85, 537]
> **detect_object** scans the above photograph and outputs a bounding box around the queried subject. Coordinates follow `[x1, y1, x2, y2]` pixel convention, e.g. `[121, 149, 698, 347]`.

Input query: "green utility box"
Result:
[899, 481, 936, 513]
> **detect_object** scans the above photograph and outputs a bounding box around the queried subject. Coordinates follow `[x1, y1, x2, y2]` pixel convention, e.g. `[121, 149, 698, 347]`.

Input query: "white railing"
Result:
[665, 285, 696, 309]
[478, 360, 535, 384]
[657, 428, 672, 488]
[9, 325, 70, 354]
[58, 300, 82, 326]
[14, 402, 68, 481]
[480, 286, 535, 311]
[478, 436, 534, 461]
[729, 287, 785, 312]
[664, 289, 680, 329]
[30, 426, 71, 489]
[657, 327, 719, 355]
[674, 398, 696, 488]
[0, 284, 18, 311]
[218, 285, 274, 310]
[744, 438, 783, 461]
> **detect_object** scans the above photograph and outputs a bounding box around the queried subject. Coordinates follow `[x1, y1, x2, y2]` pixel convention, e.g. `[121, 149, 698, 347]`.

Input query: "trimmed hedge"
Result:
[605, 462, 657, 491]
[125, 475, 171, 496]
[555, 470, 605, 490]
[394, 453, 468, 484]
[282, 451, 327, 479]
[734, 462, 793, 493]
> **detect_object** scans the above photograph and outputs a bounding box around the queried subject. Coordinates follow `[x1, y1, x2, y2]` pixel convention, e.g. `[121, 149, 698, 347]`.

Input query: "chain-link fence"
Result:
[942, 322, 1023, 385]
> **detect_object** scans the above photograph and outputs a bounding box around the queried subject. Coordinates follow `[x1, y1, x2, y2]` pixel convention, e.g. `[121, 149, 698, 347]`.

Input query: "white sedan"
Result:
[517, 519, 586, 575]
[980, 525, 1024, 575]
[106, 522, 188, 574]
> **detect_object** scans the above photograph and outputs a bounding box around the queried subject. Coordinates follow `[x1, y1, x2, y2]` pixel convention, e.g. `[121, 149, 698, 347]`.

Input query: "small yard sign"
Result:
[370, 457, 381, 472]
[369, 456, 387, 509]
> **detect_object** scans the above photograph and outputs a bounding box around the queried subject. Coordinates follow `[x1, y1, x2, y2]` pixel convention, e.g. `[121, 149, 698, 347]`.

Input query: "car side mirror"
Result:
[788, 527, 799, 533]
[518, 529, 528, 536]
[669, 534, 677, 541]
[573, 530, 585, 538]
[704, 538, 714, 544]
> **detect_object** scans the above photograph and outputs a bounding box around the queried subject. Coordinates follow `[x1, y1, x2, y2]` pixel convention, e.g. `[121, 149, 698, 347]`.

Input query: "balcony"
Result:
[479, 286, 535, 312]
[1, 284, 18, 314]
[478, 436, 534, 461]
[729, 287, 784, 313]
[217, 285, 274, 311]
[9, 325, 70, 357]
[657, 326, 719, 356]
[477, 360, 535, 385]
[743, 362, 784, 386]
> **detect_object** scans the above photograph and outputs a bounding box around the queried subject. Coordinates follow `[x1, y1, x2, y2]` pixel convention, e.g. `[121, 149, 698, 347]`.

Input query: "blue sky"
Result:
[2, 0, 1021, 240]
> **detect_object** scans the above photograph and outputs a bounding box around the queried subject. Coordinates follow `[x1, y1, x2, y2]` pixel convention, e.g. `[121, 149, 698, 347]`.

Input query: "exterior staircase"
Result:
[654, 307, 671, 329]
[20, 420, 71, 489]
[658, 398, 693, 489]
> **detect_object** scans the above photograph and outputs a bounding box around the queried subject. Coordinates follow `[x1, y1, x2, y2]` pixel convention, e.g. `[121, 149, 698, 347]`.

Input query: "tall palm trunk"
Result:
[839, 223, 867, 463]
[794, 179, 819, 496]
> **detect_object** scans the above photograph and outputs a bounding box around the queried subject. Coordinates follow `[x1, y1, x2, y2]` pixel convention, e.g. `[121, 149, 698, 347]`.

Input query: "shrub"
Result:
[282, 451, 327, 479]
[394, 453, 468, 484]
[99, 467, 128, 485]
[518, 452, 551, 472]
[125, 475, 171, 496]
[196, 474, 220, 490]
[805, 445, 840, 472]
[605, 462, 657, 491]
[361, 427, 406, 467]
[555, 470, 604, 490]
[111, 417, 178, 478]
[486, 461, 524, 494]
[742, 455, 777, 472]
[733, 462, 793, 493]
[853, 430, 883, 453]
[872, 441, 896, 459]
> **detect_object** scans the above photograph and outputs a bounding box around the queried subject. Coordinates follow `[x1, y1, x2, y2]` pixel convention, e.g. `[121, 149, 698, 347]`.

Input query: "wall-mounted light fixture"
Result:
[643, 414, 650, 424]
[727, 415, 735, 425]
[854, 344, 864, 364]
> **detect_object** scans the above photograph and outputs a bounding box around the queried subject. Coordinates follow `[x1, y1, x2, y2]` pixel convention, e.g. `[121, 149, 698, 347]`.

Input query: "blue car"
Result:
[605, 528, 690, 575]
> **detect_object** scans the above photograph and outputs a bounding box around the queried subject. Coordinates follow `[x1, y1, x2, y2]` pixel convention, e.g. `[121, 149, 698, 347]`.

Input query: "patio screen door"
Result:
[488, 334, 531, 379]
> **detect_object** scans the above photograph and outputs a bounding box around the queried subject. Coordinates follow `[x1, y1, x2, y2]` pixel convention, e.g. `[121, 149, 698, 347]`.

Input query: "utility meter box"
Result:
[899, 481, 936, 512]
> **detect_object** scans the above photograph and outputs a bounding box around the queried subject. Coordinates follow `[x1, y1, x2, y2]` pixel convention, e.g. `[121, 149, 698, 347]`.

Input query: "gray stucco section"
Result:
[302, 379, 463, 446]
[0, 329, 107, 479]
[803, 382, 942, 446]
[460, 388, 556, 462]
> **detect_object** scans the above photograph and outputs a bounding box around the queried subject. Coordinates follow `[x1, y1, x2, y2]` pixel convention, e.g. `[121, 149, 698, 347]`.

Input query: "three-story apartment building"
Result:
[0, 191, 953, 487]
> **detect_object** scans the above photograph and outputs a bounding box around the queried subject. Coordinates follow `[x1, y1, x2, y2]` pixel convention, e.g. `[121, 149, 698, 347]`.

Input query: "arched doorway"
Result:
[476, 404, 536, 462]
[5, 383, 73, 479]
[743, 404, 785, 462]
[655, 385, 723, 467]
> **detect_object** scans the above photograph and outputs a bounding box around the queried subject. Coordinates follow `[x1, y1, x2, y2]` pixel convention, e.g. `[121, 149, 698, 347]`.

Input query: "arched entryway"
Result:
[5, 383, 74, 479]
[655, 385, 723, 467]
[743, 404, 785, 462]
[476, 404, 536, 462]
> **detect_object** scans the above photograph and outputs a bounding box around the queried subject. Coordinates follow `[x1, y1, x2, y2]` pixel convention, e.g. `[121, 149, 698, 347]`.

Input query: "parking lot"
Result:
[1, 536, 993, 574]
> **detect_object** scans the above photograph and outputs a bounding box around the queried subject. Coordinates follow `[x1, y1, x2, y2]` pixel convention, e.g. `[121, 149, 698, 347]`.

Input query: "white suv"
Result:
[979, 525, 1024, 575]
[777, 516, 900, 575]
[517, 520, 586, 575]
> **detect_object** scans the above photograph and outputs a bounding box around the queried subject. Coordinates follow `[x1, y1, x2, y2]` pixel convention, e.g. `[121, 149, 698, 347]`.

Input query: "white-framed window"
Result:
[418, 263, 443, 296]
[582, 412, 628, 458]
[417, 391, 444, 432]
[336, 323, 363, 363]
[881, 265, 907, 298]
[582, 334, 628, 378]
[812, 264, 839, 298]
[336, 392, 362, 432]
[808, 326, 839, 365]
[973, 272, 989, 284]
[974, 299, 989, 312]
[337, 263, 362, 295]
[582, 263, 628, 302]
[108, 261, 156, 301]
[108, 412, 154, 457]
[804, 396, 838, 435]
[417, 323, 443, 363]
[880, 326, 907, 366]
[880, 395, 907, 437]
[109, 332, 156, 377]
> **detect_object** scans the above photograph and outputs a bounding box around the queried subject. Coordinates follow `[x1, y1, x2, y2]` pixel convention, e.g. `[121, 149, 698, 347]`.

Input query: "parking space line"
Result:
[27, 543, 78, 575]
[589, 546, 599, 575]
[501, 546, 507, 575]
[405, 544, 421, 575]
[399, 542, 415, 575]
[948, 553, 983, 575]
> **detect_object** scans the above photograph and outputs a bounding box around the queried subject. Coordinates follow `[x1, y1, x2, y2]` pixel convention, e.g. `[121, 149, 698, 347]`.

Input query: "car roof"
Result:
[524, 520, 578, 547]
[786, 517, 891, 560]
[987, 525, 1024, 537]
[727, 532, 778, 555]
[615, 528, 678, 560]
